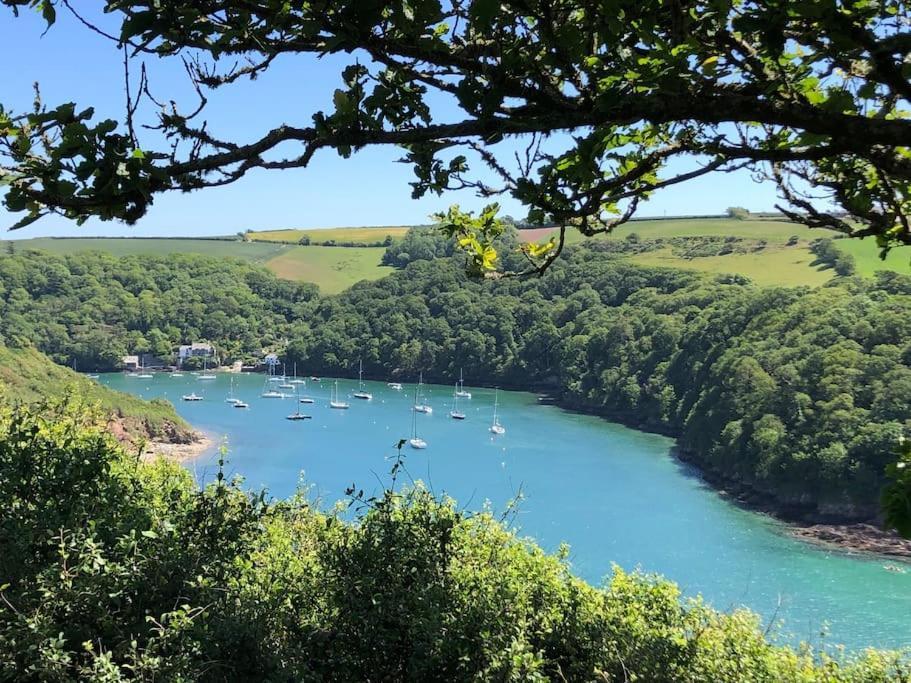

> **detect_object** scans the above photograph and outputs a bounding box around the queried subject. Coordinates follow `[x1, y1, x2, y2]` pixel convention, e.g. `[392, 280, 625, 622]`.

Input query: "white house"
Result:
[178, 342, 215, 361]
[122, 355, 139, 371]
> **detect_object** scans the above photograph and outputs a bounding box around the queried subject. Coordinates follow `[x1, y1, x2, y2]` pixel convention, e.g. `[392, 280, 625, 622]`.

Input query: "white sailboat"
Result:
[261, 364, 285, 398]
[387, 382, 403, 390]
[279, 365, 294, 389]
[329, 380, 350, 409]
[413, 372, 432, 414]
[135, 357, 153, 379]
[449, 382, 466, 420]
[454, 368, 472, 398]
[198, 354, 216, 380]
[489, 388, 506, 434]
[409, 383, 427, 449]
[181, 392, 202, 402]
[225, 375, 241, 404]
[353, 359, 372, 400]
[290, 362, 306, 384]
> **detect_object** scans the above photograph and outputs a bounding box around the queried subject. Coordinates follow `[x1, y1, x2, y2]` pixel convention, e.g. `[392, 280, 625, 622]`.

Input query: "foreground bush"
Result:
[0, 406, 907, 681]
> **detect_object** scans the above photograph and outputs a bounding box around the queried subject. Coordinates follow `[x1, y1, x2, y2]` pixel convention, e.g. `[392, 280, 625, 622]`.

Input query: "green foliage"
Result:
[883, 439, 911, 538]
[813, 238, 859, 277]
[0, 250, 318, 369]
[0, 404, 907, 680]
[727, 207, 751, 220]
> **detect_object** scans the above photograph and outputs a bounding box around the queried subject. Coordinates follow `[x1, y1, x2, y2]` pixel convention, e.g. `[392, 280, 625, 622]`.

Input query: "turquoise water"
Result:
[99, 372, 911, 652]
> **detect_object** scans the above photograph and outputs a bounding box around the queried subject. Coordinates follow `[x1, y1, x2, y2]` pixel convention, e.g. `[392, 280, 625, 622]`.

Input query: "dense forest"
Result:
[1, 403, 906, 680]
[2, 238, 909, 522]
[0, 252, 317, 369]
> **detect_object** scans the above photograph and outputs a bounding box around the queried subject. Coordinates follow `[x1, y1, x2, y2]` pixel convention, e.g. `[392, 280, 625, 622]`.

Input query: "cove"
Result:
[99, 372, 911, 652]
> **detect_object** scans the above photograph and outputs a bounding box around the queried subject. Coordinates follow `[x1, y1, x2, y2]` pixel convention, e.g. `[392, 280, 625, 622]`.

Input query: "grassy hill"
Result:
[520, 218, 909, 286]
[7, 217, 907, 293]
[264, 245, 394, 293]
[3, 237, 390, 295]
[0, 345, 193, 443]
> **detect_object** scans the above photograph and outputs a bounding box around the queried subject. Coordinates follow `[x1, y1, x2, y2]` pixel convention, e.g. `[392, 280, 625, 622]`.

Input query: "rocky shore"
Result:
[790, 524, 911, 561]
[142, 432, 216, 463]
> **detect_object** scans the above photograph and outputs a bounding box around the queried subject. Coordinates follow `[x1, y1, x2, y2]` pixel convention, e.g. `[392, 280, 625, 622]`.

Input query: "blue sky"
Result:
[1, 7, 783, 238]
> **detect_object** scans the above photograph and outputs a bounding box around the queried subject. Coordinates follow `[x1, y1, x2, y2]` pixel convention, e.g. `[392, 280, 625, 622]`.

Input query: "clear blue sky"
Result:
[1, 7, 782, 238]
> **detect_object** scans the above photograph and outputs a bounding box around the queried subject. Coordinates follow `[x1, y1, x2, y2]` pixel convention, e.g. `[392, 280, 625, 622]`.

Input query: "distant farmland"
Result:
[248, 226, 411, 244]
[6, 217, 906, 294]
[517, 217, 908, 286]
[3, 237, 390, 294]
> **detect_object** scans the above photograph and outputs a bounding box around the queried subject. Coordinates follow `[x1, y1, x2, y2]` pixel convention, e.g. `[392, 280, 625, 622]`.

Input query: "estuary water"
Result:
[99, 372, 911, 652]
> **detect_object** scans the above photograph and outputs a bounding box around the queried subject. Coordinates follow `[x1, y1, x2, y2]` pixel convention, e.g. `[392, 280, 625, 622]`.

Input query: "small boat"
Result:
[414, 372, 432, 413]
[181, 393, 203, 402]
[287, 387, 312, 420]
[289, 363, 307, 384]
[225, 376, 241, 404]
[489, 389, 506, 435]
[310, 376, 321, 382]
[409, 383, 427, 449]
[198, 355, 216, 380]
[171, 372, 184, 377]
[299, 397, 315, 404]
[233, 400, 249, 409]
[353, 359, 372, 400]
[330, 380, 350, 409]
[454, 368, 472, 399]
[261, 364, 286, 397]
[86, 373, 99, 380]
[387, 382, 403, 390]
[133, 357, 153, 379]
[450, 382, 467, 420]
[279, 383, 295, 389]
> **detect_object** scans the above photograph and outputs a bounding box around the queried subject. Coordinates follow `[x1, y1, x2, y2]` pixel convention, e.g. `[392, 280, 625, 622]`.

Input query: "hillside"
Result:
[518, 217, 910, 286]
[1, 237, 390, 294]
[0, 345, 194, 445]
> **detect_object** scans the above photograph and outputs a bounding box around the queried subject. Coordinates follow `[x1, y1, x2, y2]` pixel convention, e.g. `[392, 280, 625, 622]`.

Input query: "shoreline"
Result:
[542, 393, 911, 560]
[142, 430, 217, 463]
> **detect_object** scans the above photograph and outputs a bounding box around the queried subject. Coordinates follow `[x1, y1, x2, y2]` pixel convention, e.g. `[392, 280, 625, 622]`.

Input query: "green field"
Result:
[520, 217, 909, 285]
[828, 238, 911, 278]
[5, 237, 285, 263]
[264, 246, 393, 294]
[249, 226, 411, 244]
[520, 218, 815, 245]
[628, 244, 834, 287]
[7, 218, 907, 293]
[3, 237, 391, 293]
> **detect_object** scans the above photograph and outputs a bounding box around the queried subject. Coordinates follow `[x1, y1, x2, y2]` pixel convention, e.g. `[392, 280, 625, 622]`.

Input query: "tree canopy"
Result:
[1, 1, 910, 273]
